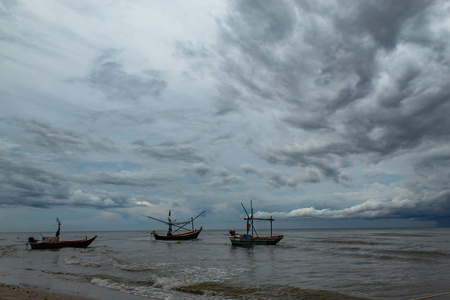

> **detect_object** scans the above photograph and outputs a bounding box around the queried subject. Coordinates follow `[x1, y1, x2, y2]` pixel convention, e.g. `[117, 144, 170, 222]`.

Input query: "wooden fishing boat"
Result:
[27, 218, 97, 250]
[148, 210, 205, 241]
[229, 235, 283, 245]
[28, 236, 97, 249]
[152, 228, 202, 241]
[229, 201, 283, 246]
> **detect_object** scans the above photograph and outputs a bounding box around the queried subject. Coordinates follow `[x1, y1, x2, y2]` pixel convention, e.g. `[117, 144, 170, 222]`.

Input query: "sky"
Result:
[1, 0, 450, 232]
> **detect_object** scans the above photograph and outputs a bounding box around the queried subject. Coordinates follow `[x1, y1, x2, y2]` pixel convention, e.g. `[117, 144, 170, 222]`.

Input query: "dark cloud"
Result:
[209, 169, 243, 190]
[215, 84, 241, 116]
[203, 0, 450, 223]
[258, 185, 450, 223]
[336, 0, 433, 50]
[257, 149, 450, 223]
[87, 49, 167, 102]
[215, 0, 450, 168]
[242, 163, 303, 188]
[133, 140, 206, 163]
[193, 163, 210, 177]
[259, 144, 354, 186]
[414, 151, 450, 177]
[228, 0, 296, 44]
[86, 171, 172, 187]
[20, 119, 117, 156]
[0, 149, 141, 209]
[241, 163, 341, 188]
[0, 150, 70, 207]
[174, 41, 211, 59]
[85, 109, 156, 127]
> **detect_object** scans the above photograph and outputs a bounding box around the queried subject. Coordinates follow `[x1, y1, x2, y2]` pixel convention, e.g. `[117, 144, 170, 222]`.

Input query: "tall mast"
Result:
[270, 216, 273, 237]
[251, 200, 254, 237]
[55, 218, 61, 237]
[168, 210, 172, 235]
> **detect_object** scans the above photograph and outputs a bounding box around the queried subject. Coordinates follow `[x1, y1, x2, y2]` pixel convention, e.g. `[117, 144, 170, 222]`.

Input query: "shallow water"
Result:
[1, 228, 449, 299]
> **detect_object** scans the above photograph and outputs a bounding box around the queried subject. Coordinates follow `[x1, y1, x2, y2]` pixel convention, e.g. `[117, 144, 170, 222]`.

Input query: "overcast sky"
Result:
[1, 0, 450, 232]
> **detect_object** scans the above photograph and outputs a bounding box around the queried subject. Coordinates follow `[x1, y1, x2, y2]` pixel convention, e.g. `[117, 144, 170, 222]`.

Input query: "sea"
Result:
[0, 228, 449, 300]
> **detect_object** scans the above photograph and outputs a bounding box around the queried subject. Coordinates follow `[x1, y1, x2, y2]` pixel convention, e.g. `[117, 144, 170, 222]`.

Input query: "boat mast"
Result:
[55, 218, 61, 237]
[168, 210, 172, 235]
[241, 203, 250, 235]
[148, 211, 205, 234]
[270, 216, 273, 237]
[251, 200, 254, 238]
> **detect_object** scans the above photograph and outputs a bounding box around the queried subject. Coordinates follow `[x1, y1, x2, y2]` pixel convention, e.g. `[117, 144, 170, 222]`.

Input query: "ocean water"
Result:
[0, 228, 449, 299]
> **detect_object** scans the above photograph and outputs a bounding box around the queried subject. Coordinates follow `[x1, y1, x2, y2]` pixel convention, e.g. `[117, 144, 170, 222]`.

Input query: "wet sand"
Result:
[0, 283, 95, 299]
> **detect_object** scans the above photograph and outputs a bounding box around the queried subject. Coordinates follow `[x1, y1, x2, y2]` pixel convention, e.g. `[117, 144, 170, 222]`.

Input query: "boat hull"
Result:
[153, 228, 202, 241]
[29, 236, 97, 250]
[230, 235, 284, 246]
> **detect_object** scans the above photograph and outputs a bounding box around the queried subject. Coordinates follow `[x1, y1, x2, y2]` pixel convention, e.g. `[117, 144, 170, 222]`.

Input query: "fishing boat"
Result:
[27, 218, 97, 250]
[151, 228, 202, 241]
[229, 201, 283, 246]
[148, 210, 205, 241]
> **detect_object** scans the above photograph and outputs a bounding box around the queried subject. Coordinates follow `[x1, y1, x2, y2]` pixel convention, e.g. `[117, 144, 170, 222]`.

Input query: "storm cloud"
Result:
[87, 49, 168, 102]
[1, 0, 449, 231]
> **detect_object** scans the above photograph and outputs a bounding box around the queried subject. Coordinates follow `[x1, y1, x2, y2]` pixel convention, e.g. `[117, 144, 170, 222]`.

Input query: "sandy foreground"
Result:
[0, 283, 95, 300]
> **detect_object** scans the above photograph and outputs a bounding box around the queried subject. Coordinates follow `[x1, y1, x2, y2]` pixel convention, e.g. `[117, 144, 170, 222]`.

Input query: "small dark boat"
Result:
[229, 201, 284, 246]
[229, 234, 283, 246]
[152, 227, 202, 241]
[27, 218, 97, 250]
[148, 210, 205, 241]
[28, 236, 97, 249]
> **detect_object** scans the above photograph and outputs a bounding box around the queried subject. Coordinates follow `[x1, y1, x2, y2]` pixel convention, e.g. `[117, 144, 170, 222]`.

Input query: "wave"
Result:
[372, 232, 434, 238]
[88, 273, 368, 300]
[374, 249, 450, 262]
[111, 257, 153, 272]
[176, 282, 368, 300]
[0, 244, 27, 258]
[89, 275, 194, 299]
[380, 249, 450, 258]
[151, 265, 248, 290]
[313, 239, 390, 246]
[64, 256, 102, 268]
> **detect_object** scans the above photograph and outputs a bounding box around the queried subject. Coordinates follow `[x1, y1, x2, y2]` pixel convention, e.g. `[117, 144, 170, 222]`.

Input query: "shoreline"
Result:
[0, 279, 151, 300]
[0, 283, 95, 300]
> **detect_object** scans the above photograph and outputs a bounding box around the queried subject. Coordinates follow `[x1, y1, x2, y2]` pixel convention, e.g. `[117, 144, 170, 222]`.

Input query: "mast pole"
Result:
[55, 218, 61, 237]
[270, 216, 273, 237]
[251, 201, 254, 238]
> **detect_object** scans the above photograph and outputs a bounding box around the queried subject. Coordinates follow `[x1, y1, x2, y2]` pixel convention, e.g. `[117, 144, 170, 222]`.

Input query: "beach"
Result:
[0, 281, 150, 300]
[0, 283, 94, 300]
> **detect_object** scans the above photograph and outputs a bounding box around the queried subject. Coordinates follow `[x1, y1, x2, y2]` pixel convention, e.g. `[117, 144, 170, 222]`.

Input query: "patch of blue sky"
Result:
[368, 173, 406, 185]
